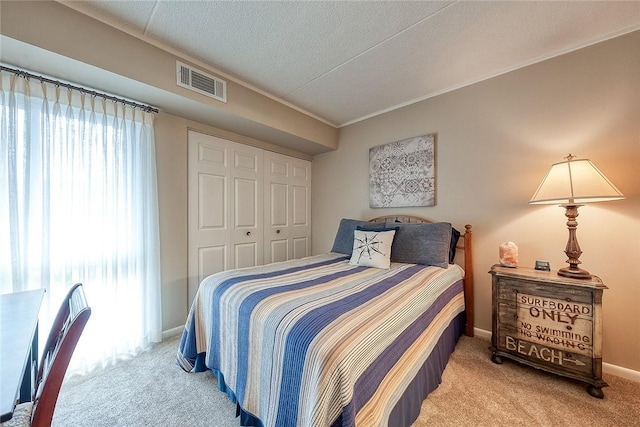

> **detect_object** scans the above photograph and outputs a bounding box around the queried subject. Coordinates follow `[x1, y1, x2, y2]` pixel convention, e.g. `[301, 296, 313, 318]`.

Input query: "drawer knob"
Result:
[566, 326, 573, 331]
[566, 298, 572, 302]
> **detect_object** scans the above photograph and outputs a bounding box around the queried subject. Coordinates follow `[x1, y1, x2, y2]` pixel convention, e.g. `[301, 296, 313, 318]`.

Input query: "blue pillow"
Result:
[331, 219, 387, 255]
[388, 222, 452, 268]
[390, 219, 460, 264]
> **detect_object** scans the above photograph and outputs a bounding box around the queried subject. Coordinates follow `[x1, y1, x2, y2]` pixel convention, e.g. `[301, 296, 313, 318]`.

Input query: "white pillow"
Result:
[349, 229, 396, 269]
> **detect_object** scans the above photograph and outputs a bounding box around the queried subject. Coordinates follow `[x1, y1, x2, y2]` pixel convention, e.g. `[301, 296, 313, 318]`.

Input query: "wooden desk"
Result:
[0, 289, 45, 422]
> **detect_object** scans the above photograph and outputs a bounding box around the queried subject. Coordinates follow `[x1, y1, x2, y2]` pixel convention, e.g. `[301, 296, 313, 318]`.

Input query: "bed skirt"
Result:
[387, 311, 465, 427]
[193, 311, 465, 427]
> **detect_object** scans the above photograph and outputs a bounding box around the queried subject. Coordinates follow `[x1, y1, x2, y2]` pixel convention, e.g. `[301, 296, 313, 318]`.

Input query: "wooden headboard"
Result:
[368, 215, 474, 337]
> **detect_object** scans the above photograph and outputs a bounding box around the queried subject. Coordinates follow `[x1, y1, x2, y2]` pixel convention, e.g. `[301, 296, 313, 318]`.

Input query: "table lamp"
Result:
[529, 154, 624, 279]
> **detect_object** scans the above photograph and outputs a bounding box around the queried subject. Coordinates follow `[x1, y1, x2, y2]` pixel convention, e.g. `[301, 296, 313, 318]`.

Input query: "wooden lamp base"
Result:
[559, 204, 592, 280]
[558, 265, 591, 279]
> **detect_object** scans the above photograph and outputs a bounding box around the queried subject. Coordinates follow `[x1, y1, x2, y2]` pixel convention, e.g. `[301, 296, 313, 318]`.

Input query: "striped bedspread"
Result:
[177, 253, 465, 427]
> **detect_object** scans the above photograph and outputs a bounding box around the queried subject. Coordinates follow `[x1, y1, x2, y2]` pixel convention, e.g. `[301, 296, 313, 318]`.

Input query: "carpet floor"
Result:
[52, 335, 640, 426]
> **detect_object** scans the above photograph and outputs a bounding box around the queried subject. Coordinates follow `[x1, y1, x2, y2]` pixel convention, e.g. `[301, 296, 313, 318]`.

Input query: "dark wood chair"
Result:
[1, 284, 91, 427]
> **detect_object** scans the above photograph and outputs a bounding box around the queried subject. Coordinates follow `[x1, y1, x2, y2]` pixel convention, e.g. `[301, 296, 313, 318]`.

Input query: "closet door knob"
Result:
[276, 229, 281, 234]
[246, 231, 251, 236]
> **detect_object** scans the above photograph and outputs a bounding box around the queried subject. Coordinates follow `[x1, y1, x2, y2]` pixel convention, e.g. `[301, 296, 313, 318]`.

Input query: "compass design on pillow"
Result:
[353, 232, 386, 262]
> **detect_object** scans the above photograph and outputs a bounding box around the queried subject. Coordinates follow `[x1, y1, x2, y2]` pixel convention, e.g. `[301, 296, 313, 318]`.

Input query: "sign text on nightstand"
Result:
[516, 293, 592, 356]
[503, 336, 586, 367]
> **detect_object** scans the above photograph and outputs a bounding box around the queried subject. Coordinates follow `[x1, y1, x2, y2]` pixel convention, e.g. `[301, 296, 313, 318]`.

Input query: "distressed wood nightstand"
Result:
[489, 264, 608, 398]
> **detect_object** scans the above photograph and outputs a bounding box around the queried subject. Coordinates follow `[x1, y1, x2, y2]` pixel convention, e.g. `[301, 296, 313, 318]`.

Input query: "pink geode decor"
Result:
[499, 241, 518, 267]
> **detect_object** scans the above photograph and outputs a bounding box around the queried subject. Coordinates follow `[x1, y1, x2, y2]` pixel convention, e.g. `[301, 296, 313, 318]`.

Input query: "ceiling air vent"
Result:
[176, 61, 227, 103]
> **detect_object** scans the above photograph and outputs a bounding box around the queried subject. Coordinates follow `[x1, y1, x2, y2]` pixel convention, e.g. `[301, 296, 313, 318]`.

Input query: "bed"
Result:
[177, 215, 474, 427]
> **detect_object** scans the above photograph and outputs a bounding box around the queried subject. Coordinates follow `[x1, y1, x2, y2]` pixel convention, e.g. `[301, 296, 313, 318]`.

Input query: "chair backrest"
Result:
[31, 284, 91, 427]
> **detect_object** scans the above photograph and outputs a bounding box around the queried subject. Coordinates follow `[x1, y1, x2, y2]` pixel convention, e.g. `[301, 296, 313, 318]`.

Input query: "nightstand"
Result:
[489, 264, 608, 398]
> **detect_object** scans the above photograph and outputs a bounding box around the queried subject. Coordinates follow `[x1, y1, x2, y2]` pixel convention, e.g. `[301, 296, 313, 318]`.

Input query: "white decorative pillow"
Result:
[349, 229, 396, 269]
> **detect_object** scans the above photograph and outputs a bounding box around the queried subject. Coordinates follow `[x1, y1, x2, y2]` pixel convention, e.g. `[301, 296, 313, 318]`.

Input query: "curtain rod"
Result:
[0, 65, 159, 114]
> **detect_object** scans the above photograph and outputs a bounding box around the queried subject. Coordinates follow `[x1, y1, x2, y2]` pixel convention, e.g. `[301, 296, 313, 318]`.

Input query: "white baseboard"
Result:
[473, 327, 639, 383]
[603, 362, 640, 382]
[162, 326, 184, 340]
[473, 328, 491, 340]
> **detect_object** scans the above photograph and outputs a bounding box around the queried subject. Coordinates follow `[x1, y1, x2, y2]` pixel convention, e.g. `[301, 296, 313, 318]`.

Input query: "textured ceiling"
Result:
[63, 1, 640, 127]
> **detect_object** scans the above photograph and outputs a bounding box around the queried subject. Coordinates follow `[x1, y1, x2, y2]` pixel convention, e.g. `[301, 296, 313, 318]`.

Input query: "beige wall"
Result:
[153, 113, 189, 331]
[312, 31, 640, 372]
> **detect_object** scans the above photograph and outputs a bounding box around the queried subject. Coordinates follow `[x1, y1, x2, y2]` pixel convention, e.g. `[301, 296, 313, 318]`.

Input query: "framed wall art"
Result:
[369, 134, 436, 208]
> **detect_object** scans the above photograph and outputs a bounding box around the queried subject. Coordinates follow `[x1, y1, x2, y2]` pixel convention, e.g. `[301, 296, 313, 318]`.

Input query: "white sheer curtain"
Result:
[0, 72, 162, 374]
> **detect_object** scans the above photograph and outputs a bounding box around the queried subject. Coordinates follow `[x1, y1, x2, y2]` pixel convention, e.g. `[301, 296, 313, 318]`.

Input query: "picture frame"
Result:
[369, 134, 436, 208]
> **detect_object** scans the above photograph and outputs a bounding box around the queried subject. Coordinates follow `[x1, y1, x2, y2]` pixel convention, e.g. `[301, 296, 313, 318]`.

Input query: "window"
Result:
[0, 71, 161, 373]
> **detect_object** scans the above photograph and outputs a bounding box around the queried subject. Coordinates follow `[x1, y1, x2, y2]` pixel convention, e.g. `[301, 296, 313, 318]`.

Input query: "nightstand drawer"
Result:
[496, 277, 593, 307]
[496, 334, 594, 377]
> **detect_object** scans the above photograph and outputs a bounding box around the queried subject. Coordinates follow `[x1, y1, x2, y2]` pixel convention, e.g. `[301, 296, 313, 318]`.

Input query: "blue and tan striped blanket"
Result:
[177, 253, 465, 427]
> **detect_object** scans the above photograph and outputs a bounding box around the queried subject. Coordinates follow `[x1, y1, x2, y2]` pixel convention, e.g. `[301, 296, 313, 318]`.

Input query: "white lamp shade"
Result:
[530, 158, 624, 205]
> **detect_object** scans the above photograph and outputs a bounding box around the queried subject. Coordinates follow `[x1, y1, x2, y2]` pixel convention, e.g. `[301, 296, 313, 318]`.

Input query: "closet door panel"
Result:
[234, 178, 259, 228]
[230, 145, 263, 268]
[290, 159, 311, 258]
[269, 182, 288, 227]
[292, 185, 308, 226]
[266, 180, 289, 263]
[264, 152, 311, 262]
[264, 153, 289, 263]
[199, 174, 226, 228]
[235, 242, 259, 269]
[198, 246, 227, 282]
[292, 237, 309, 260]
[269, 240, 288, 264]
[188, 131, 231, 303]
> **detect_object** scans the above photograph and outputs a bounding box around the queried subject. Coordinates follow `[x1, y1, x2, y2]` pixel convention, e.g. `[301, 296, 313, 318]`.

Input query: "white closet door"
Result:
[188, 131, 263, 303]
[229, 144, 263, 270]
[290, 159, 311, 259]
[264, 152, 311, 264]
[188, 131, 229, 303]
[264, 153, 290, 263]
